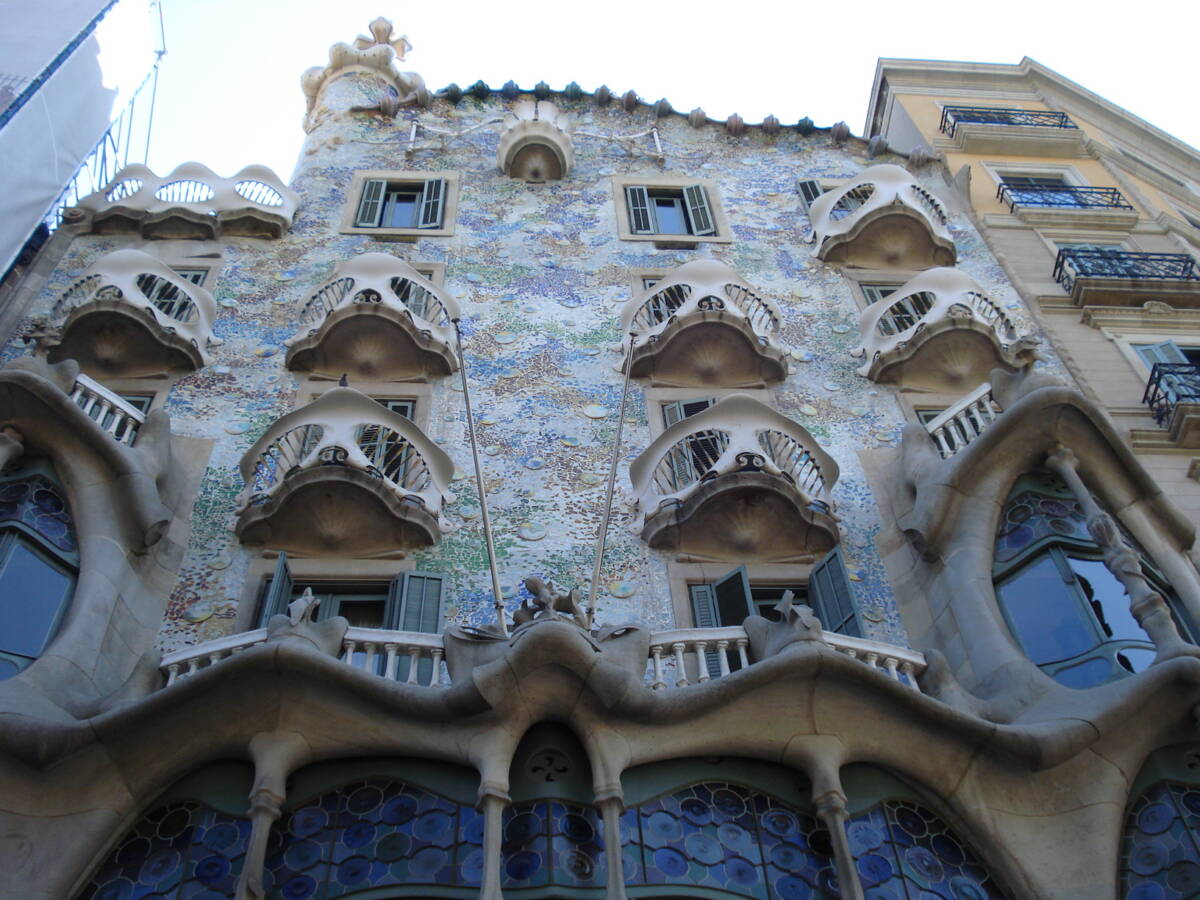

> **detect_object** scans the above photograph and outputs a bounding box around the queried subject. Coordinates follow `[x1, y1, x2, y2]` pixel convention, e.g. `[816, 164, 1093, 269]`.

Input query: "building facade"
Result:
[0, 20, 1198, 900]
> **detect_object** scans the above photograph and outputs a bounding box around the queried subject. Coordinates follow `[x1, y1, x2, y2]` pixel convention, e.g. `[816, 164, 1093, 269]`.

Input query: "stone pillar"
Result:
[1046, 445, 1192, 658]
[814, 790, 865, 900]
[0, 427, 24, 470]
[595, 788, 628, 900]
[236, 731, 310, 900]
[478, 784, 510, 900]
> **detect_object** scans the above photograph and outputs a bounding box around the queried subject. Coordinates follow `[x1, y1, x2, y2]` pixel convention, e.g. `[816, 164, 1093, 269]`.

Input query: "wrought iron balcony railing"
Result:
[997, 183, 1132, 212]
[1143, 363, 1200, 427]
[1053, 249, 1200, 293]
[939, 106, 1076, 137]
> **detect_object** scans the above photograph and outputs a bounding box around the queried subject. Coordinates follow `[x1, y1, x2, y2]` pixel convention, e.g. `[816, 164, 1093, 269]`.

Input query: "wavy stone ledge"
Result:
[628, 313, 789, 387]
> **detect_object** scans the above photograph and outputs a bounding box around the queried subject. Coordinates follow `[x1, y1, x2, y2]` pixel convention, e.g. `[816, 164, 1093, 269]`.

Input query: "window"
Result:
[1000, 173, 1086, 207]
[661, 398, 715, 428]
[1134, 340, 1200, 369]
[659, 398, 725, 489]
[170, 267, 208, 286]
[613, 176, 729, 244]
[118, 393, 155, 415]
[0, 462, 77, 681]
[797, 179, 824, 214]
[861, 283, 903, 305]
[341, 171, 460, 238]
[687, 550, 862, 673]
[992, 472, 1194, 689]
[258, 553, 445, 678]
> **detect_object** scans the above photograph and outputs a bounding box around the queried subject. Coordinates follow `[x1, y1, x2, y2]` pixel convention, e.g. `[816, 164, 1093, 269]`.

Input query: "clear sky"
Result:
[147, 0, 1200, 183]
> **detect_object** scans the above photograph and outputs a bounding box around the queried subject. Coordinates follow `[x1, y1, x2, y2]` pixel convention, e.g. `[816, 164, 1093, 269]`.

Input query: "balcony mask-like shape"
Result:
[810, 165, 956, 269]
[40, 249, 217, 376]
[497, 100, 574, 182]
[629, 394, 840, 562]
[852, 268, 1038, 391]
[235, 388, 455, 556]
[620, 260, 788, 388]
[75, 163, 298, 239]
[284, 254, 460, 380]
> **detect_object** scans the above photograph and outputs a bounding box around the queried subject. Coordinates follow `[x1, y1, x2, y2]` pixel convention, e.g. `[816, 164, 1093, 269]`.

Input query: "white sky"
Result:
[148, 0, 1200, 182]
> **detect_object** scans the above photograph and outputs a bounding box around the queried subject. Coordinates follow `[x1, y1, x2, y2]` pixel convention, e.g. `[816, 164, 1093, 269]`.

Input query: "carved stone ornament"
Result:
[512, 576, 589, 629]
[264, 588, 349, 658]
[744, 590, 825, 661]
[496, 101, 574, 182]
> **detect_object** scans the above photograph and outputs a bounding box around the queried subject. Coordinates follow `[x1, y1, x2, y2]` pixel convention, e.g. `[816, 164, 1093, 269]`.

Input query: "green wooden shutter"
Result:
[400, 572, 444, 633]
[712, 566, 754, 626]
[797, 179, 823, 212]
[258, 552, 293, 627]
[418, 178, 446, 228]
[626, 186, 654, 234]
[683, 185, 716, 236]
[355, 179, 387, 227]
[809, 547, 862, 637]
[662, 401, 686, 429]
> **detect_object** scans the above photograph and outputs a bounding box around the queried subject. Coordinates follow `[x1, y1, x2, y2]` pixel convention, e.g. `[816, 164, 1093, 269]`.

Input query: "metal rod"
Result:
[587, 333, 636, 629]
[453, 319, 508, 637]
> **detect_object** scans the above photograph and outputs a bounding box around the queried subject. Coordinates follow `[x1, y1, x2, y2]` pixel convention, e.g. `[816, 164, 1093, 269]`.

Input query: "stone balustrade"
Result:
[45, 249, 217, 374]
[852, 267, 1037, 388]
[923, 382, 1000, 458]
[620, 259, 787, 387]
[285, 253, 460, 379]
[809, 164, 956, 268]
[160, 623, 925, 692]
[75, 162, 298, 239]
[70, 372, 147, 445]
[235, 387, 455, 554]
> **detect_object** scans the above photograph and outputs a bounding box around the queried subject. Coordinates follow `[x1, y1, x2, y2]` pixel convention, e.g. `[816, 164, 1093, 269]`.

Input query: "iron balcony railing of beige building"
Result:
[996, 183, 1133, 212]
[160, 623, 927, 693]
[620, 259, 787, 387]
[939, 105, 1076, 137]
[1053, 248, 1200, 307]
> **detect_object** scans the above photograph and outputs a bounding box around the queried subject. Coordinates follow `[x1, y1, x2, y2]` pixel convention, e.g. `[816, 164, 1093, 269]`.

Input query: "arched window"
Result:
[1120, 744, 1200, 900]
[0, 459, 77, 681]
[992, 472, 1191, 689]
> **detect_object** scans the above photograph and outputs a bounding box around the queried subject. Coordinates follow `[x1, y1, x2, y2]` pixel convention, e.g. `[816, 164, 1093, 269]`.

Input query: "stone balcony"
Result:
[235, 387, 455, 556]
[809, 164, 956, 269]
[36, 249, 217, 376]
[284, 254, 460, 380]
[852, 268, 1038, 391]
[619, 260, 788, 387]
[629, 393, 839, 561]
[74, 163, 298, 240]
[497, 99, 574, 182]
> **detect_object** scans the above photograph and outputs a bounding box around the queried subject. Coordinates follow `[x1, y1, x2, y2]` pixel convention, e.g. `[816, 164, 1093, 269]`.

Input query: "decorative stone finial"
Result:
[442, 83, 463, 104]
[830, 121, 851, 144]
[534, 81, 552, 100]
[725, 113, 745, 136]
[594, 85, 613, 106]
[353, 16, 411, 58]
[469, 80, 491, 100]
[563, 81, 583, 101]
[621, 89, 639, 112]
[688, 107, 707, 128]
[761, 114, 781, 135]
[867, 135, 888, 158]
[501, 80, 520, 100]
[654, 98, 673, 118]
[796, 116, 815, 136]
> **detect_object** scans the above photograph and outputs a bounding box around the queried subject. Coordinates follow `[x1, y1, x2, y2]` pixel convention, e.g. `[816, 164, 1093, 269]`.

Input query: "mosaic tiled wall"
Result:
[8, 72, 1054, 654]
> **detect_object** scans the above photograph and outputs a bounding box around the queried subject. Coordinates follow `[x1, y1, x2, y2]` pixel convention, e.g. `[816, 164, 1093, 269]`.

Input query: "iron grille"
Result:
[1053, 249, 1200, 293]
[939, 106, 1076, 137]
[1143, 363, 1200, 427]
[997, 184, 1132, 212]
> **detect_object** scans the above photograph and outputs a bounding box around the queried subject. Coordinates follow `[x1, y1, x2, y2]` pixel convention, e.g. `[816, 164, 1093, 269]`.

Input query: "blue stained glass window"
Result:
[846, 800, 1006, 899]
[77, 801, 251, 899]
[624, 781, 834, 899]
[0, 473, 78, 554]
[263, 777, 481, 898]
[1121, 781, 1200, 899]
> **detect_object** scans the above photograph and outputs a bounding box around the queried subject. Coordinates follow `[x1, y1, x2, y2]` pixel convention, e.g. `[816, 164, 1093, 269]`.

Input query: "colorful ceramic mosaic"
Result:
[10, 85, 1062, 654]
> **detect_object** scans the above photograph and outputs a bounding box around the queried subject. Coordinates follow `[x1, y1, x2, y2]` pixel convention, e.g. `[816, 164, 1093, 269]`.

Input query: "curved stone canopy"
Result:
[497, 100, 574, 182]
[810, 164, 956, 269]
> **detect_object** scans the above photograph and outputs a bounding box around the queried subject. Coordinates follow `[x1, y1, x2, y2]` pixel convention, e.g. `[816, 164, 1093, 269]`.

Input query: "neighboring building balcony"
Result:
[996, 183, 1138, 229]
[74, 163, 299, 239]
[38, 249, 217, 376]
[496, 99, 574, 182]
[159, 622, 928, 693]
[809, 164, 956, 269]
[937, 105, 1085, 156]
[1143, 363, 1200, 448]
[284, 254, 460, 380]
[852, 267, 1038, 390]
[629, 394, 840, 561]
[235, 387, 455, 556]
[620, 260, 788, 387]
[1053, 248, 1200, 308]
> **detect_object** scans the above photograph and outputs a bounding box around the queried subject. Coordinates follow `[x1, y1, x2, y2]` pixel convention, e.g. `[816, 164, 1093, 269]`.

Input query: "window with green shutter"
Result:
[353, 177, 449, 230]
[625, 184, 719, 237]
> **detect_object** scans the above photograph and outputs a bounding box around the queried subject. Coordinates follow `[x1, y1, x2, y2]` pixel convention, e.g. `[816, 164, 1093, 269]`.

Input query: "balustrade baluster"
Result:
[672, 642, 688, 687]
[651, 646, 666, 690]
[735, 639, 750, 669]
[694, 642, 710, 682]
[363, 642, 377, 673]
[166, 663, 180, 686]
[900, 660, 919, 692]
[431, 648, 445, 687]
[341, 641, 356, 664]
[406, 647, 421, 684]
[716, 640, 731, 677]
[384, 644, 398, 680]
[884, 657, 900, 681]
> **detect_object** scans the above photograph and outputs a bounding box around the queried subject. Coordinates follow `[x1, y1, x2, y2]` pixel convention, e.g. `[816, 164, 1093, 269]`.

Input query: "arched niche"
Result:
[1120, 743, 1200, 900]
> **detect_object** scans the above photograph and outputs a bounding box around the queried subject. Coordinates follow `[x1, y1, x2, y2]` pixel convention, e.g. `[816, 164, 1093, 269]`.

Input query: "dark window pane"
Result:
[1068, 557, 1148, 643]
[0, 541, 73, 657]
[383, 190, 419, 227]
[653, 196, 688, 234]
[996, 554, 1094, 664]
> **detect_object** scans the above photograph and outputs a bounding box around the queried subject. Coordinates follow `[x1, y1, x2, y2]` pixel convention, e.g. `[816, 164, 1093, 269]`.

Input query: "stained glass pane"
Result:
[0, 473, 77, 554]
[1121, 781, 1200, 899]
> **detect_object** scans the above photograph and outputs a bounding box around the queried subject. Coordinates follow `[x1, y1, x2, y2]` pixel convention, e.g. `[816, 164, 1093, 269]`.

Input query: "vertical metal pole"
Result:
[453, 320, 508, 636]
[587, 334, 636, 629]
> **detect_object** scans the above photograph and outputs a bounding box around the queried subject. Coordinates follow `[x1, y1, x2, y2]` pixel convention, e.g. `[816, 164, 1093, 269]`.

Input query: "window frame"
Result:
[340, 170, 461, 240]
[611, 175, 731, 245]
